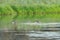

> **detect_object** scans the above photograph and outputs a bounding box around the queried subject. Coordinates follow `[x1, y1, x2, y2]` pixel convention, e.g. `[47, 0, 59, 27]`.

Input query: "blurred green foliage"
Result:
[0, 0, 60, 29]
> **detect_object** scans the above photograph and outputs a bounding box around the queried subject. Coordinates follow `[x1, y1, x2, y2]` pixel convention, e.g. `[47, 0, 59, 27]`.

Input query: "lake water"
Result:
[0, 30, 60, 40]
[15, 31, 60, 40]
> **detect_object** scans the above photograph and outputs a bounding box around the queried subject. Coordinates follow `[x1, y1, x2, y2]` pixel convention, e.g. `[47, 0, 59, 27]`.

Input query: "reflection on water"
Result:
[26, 31, 60, 40]
[0, 31, 60, 40]
[15, 31, 60, 40]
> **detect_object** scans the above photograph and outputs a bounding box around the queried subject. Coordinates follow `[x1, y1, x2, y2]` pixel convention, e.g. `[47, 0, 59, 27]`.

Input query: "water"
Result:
[27, 31, 60, 40]
[20, 22, 60, 27]
[1, 22, 60, 40]
[14, 31, 60, 40]
[0, 30, 60, 40]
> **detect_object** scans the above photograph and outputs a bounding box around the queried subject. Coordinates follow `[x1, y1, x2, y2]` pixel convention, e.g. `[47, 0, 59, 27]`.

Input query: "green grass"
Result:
[0, 4, 60, 30]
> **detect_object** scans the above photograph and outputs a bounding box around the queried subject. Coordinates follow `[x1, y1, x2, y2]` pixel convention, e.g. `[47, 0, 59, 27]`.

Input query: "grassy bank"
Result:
[0, 5, 60, 21]
[0, 5, 60, 29]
